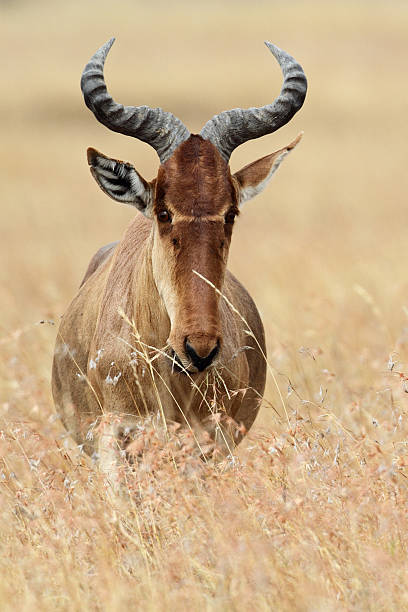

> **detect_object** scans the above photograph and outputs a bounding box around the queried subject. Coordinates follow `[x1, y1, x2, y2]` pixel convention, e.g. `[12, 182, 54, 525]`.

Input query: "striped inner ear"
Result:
[87, 149, 152, 213]
[94, 158, 134, 200]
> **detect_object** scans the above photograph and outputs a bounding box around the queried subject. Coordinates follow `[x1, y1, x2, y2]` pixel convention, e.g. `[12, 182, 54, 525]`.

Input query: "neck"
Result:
[131, 230, 171, 354]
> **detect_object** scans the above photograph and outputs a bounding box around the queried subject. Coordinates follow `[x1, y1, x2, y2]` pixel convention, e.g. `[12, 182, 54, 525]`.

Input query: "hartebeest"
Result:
[52, 39, 307, 473]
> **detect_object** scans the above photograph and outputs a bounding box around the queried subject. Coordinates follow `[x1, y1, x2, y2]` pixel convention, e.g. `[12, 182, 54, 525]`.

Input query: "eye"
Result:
[158, 209, 172, 223]
[225, 210, 236, 224]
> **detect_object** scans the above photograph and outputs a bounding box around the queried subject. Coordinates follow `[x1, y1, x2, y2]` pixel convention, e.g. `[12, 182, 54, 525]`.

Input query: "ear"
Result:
[87, 148, 153, 217]
[233, 132, 303, 207]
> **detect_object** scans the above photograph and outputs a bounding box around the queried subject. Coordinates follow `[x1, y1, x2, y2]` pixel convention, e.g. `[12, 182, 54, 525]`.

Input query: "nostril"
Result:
[185, 339, 199, 363]
[185, 338, 220, 372]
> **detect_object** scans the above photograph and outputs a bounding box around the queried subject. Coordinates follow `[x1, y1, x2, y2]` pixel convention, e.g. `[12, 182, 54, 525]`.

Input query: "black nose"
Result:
[185, 339, 220, 372]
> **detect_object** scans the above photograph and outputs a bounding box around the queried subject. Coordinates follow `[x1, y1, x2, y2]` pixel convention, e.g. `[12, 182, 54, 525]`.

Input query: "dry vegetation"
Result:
[1, 0, 408, 609]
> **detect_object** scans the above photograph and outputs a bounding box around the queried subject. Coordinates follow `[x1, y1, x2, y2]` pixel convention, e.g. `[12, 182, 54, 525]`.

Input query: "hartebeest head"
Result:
[81, 39, 307, 373]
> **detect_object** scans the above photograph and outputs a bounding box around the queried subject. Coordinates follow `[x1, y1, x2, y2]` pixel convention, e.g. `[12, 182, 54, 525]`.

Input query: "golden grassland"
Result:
[2, 0, 408, 609]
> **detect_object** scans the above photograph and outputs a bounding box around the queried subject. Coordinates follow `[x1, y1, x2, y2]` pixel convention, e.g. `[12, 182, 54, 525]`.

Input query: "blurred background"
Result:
[1, 0, 408, 433]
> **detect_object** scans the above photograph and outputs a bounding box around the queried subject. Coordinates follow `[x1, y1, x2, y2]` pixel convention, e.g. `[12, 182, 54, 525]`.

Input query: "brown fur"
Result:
[52, 134, 300, 475]
[153, 137, 239, 362]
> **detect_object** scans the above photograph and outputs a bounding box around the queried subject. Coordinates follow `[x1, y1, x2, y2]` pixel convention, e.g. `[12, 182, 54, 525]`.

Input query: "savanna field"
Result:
[1, 1, 408, 609]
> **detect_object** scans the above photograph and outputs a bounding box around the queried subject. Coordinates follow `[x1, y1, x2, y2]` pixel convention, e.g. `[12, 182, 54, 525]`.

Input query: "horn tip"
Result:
[94, 37, 115, 60]
[104, 37, 116, 52]
[264, 41, 282, 58]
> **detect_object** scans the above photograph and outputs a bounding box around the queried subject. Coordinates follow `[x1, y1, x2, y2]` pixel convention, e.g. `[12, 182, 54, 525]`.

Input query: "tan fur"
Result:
[234, 133, 303, 206]
[52, 134, 299, 474]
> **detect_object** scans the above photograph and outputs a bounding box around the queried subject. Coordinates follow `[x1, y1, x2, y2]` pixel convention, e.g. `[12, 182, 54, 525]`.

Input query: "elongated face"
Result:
[151, 135, 239, 373]
[88, 133, 302, 373]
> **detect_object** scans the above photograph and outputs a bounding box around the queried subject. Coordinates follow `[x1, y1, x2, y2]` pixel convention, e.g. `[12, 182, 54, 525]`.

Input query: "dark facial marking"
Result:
[225, 210, 236, 224]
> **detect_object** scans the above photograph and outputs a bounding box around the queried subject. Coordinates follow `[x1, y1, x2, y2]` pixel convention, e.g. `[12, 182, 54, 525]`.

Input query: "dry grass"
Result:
[2, 0, 408, 609]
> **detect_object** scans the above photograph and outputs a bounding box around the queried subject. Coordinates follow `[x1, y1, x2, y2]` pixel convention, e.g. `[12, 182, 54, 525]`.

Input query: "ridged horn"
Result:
[200, 42, 307, 162]
[81, 38, 190, 163]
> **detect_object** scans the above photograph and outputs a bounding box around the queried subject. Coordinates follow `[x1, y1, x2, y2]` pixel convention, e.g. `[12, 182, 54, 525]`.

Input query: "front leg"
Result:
[97, 413, 141, 495]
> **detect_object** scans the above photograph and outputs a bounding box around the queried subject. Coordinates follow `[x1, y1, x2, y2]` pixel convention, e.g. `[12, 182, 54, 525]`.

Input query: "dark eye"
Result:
[225, 211, 236, 224]
[158, 209, 172, 223]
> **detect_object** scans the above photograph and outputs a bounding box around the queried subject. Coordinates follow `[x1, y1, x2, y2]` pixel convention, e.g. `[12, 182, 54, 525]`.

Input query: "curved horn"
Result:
[200, 42, 307, 162]
[81, 38, 190, 163]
